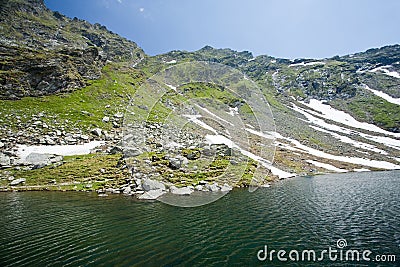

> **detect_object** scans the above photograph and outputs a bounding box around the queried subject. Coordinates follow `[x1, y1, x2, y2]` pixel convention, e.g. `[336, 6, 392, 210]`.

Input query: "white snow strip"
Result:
[353, 168, 371, 172]
[195, 105, 234, 126]
[364, 85, 400, 105]
[17, 141, 105, 161]
[291, 103, 400, 151]
[359, 133, 400, 150]
[283, 137, 400, 170]
[289, 61, 325, 67]
[310, 125, 387, 154]
[165, 83, 177, 91]
[205, 134, 295, 179]
[183, 115, 218, 134]
[291, 103, 352, 134]
[370, 65, 400, 79]
[301, 99, 400, 137]
[227, 107, 239, 116]
[306, 160, 348, 173]
[245, 128, 276, 140]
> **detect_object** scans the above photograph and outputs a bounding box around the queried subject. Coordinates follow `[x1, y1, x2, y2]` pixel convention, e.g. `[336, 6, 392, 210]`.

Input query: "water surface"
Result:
[0, 171, 399, 266]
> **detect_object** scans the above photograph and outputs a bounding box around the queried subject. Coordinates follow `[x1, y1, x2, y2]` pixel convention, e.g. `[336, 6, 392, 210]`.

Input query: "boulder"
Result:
[123, 186, 132, 195]
[194, 185, 203, 191]
[10, 178, 26, 186]
[142, 178, 166, 191]
[220, 183, 233, 192]
[170, 186, 194, 195]
[123, 147, 142, 158]
[24, 153, 62, 169]
[169, 158, 181, 169]
[91, 128, 102, 137]
[0, 153, 11, 167]
[138, 189, 165, 200]
[205, 183, 220, 192]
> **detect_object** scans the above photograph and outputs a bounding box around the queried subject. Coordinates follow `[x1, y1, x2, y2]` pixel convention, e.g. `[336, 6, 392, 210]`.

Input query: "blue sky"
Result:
[44, 0, 400, 59]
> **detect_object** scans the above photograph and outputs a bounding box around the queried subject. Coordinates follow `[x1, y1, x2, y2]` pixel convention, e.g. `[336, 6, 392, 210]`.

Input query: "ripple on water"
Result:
[0, 170, 399, 266]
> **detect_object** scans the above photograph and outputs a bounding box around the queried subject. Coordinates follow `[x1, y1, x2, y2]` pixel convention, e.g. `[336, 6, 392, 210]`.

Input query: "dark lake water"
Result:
[0, 171, 399, 266]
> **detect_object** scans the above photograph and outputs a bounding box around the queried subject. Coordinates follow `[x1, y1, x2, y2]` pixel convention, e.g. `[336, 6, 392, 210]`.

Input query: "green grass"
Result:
[0, 63, 146, 133]
[3, 153, 129, 191]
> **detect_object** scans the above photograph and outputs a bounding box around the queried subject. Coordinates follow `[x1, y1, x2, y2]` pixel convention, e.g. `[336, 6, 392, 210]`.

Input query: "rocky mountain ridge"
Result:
[0, 0, 399, 194]
[0, 0, 144, 99]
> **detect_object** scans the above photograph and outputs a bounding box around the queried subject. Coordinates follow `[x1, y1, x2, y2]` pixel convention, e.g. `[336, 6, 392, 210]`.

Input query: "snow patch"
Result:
[17, 141, 105, 161]
[289, 61, 325, 67]
[227, 107, 239, 116]
[353, 168, 371, 172]
[310, 125, 387, 154]
[306, 160, 348, 173]
[183, 115, 218, 134]
[282, 136, 400, 170]
[370, 65, 400, 79]
[364, 85, 400, 105]
[165, 83, 177, 91]
[300, 99, 400, 137]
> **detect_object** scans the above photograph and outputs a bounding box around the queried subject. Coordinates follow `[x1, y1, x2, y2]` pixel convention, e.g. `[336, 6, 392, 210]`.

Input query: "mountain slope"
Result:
[0, 0, 144, 99]
[0, 0, 399, 192]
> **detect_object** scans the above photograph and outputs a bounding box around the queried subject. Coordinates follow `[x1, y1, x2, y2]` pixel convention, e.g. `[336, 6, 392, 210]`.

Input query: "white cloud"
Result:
[117, 0, 122, 3]
[139, 7, 144, 12]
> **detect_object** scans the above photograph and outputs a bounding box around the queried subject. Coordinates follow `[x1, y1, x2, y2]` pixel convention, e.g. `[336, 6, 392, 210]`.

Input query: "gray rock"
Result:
[138, 189, 165, 200]
[220, 183, 233, 192]
[123, 147, 142, 158]
[123, 186, 132, 195]
[102, 116, 110, 123]
[91, 128, 102, 137]
[169, 158, 181, 169]
[176, 155, 189, 166]
[205, 183, 220, 192]
[10, 178, 26, 186]
[170, 186, 194, 195]
[0, 153, 11, 166]
[194, 185, 203, 191]
[142, 178, 166, 191]
[114, 112, 124, 118]
[24, 153, 62, 169]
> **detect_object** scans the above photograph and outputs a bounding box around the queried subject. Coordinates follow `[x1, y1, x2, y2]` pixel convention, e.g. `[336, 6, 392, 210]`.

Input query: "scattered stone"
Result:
[170, 186, 194, 195]
[81, 110, 92, 116]
[114, 112, 124, 118]
[142, 178, 166, 191]
[98, 193, 108, 197]
[138, 189, 165, 200]
[10, 178, 26, 186]
[198, 180, 207, 185]
[169, 158, 181, 169]
[0, 153, 11, 167]
[23, 153, 63, 169]
[205, 183, 220, 192]
[91, 128, 102, 137]
[123, 186, 132, 195]
[123, 147, 142, 158]
[194, 185, 203, 191]
[102, 116, 110, 123]
[220, 183, 233, 192]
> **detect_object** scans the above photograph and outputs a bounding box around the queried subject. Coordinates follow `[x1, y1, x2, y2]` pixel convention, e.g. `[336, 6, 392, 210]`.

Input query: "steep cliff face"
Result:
[0, 0, 145, 99]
